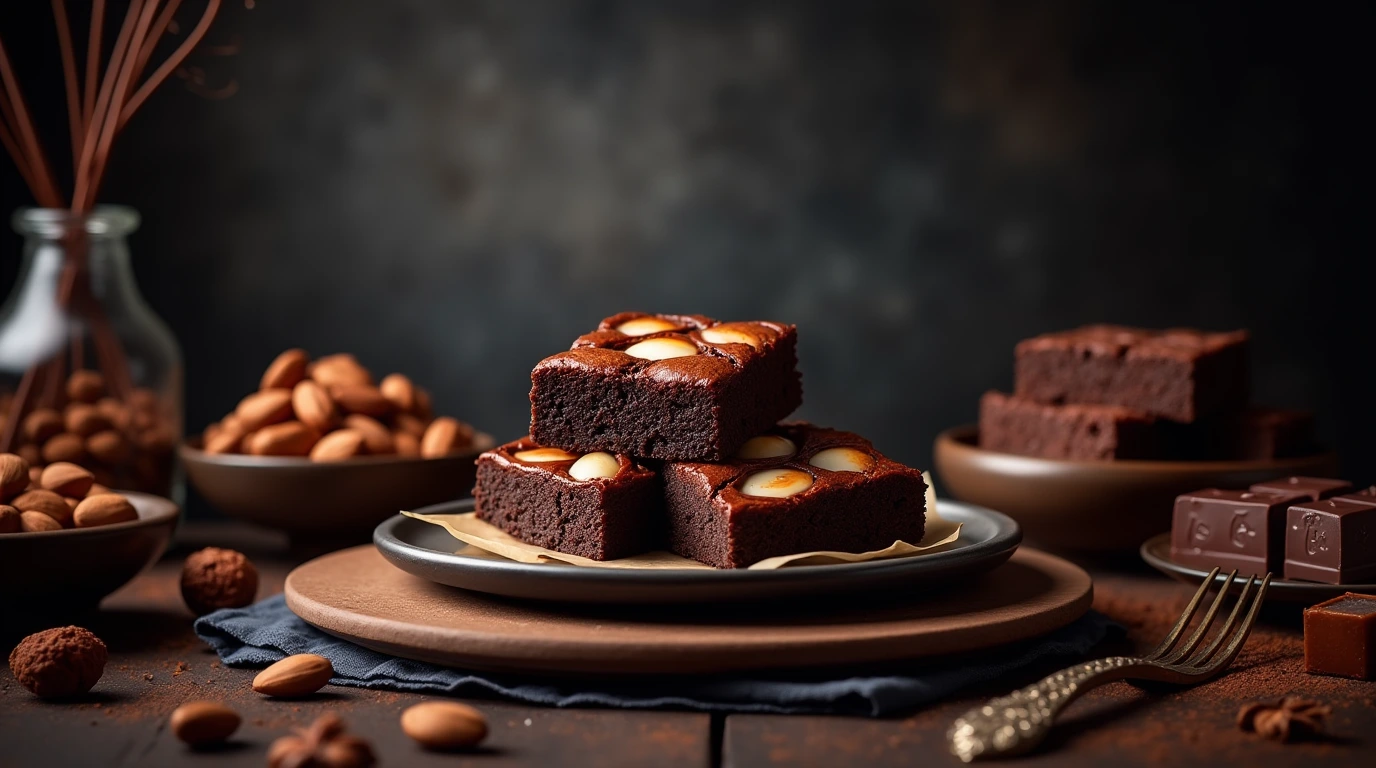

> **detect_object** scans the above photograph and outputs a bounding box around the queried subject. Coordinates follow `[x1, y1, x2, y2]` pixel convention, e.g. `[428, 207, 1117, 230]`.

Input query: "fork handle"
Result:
[948, 656, 1162, 762]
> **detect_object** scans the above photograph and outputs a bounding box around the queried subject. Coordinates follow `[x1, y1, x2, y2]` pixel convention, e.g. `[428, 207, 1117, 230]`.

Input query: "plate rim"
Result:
[374, 497, 1021, 585]
[1139, 532, 1376, 596]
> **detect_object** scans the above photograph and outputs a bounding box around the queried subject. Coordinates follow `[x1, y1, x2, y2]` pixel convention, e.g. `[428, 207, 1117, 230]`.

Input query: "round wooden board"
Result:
[285, 545, 1093, 675]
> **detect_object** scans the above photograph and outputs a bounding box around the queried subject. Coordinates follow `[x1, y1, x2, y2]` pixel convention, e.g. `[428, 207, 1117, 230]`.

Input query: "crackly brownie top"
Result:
[667, 422, 926, 509]
[1016, 325, 1249, 362]
[479, 436, 656, 484]
[532, 312, 796, 385]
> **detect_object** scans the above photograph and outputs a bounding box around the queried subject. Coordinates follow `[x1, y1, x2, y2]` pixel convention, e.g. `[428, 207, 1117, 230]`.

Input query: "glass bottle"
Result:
[0, 207, 182, 498]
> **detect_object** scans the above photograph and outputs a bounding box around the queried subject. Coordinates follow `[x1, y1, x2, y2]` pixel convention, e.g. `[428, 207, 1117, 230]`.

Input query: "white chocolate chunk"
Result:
[701, 325, 762, 349]
[615, 316, 679, 336]
[514, 447, 580, 463]
[739, 468, 814, 498]
[568, 451, 620, 481]
[623, 337, 698, 361]
[809, 447, 875, 473]
[736, 435, 797, 460]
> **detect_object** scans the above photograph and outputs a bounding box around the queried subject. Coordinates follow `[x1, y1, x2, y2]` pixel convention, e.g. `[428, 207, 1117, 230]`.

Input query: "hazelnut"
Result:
[736, 435, 796, 460]
[623, 336, 698, 361]
[809, 447, 875, 473]
[180, 548, 260, 616]
[568, 452, 620, 481]
[615, 316, 678, 336]
[8, 626, 108, 698]
[739, 468, 814, 499]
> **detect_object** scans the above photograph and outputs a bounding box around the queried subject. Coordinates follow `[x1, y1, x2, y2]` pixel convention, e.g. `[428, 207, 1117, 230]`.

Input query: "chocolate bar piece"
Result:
[529, 312, 803, 461]
[1250, 476, 1353, 502]
[1014, 325, 1249, 423]
[662, 423, 926, 569]
[1169, 489, 1305, 577]
[1336, 486, 1376, 507]
[1304, 593, 1376, 679]
[1283, 498, 1376, 584]
[473, 437, 662, 560]
[977, 391, 1159, 460]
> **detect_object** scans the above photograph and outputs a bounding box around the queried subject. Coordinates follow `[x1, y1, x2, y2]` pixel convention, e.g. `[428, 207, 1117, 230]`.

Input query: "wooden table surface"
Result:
[3, 524, 1374, 768]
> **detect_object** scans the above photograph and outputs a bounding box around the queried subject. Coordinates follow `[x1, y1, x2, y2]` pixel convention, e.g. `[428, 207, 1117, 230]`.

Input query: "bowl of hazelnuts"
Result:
[0, 452, 180, 609]
[180, 349, 492, 542]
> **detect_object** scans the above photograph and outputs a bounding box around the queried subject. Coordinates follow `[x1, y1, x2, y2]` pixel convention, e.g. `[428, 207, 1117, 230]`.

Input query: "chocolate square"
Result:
[1283, 499, 1376, 584]
[1336, 486, 1376, 507]
[1249, 476, 1353, 502]
[1170, 489, 1305, 576]
[1303, 592, 1376, 680]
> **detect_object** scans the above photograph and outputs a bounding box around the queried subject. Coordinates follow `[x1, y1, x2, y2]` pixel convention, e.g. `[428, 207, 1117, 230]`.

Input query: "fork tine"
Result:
[1146, 567, 1222, 660]
[1158, 570, 1237, 664]
[1192, 573, 1271, 674]
[1186, 574, 1256, 667]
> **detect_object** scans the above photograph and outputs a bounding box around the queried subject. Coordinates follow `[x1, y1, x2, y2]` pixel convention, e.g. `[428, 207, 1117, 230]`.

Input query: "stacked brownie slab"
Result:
[472, 312, 929, 568]
[980, 325, 1315, 461]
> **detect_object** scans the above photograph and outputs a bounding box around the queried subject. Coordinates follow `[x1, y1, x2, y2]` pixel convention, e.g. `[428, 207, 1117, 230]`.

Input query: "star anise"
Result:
[1237, 697, 1331, 742]
[267, 713, 376, 768]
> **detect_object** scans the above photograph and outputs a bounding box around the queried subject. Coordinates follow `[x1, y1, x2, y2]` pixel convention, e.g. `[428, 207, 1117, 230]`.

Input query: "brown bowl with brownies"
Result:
[180, 349, 491, 543]
[935, 325, 1338, 554]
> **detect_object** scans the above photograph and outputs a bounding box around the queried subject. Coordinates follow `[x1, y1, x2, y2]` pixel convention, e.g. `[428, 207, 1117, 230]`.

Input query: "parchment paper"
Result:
[403, 472, 959, 570]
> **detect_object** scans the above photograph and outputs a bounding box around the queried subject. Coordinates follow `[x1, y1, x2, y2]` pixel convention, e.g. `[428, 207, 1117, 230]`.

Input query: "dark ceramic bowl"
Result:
[180, 435, 494, 543]
[933, 425, 1340, 554]
[0, 491, 179, 610]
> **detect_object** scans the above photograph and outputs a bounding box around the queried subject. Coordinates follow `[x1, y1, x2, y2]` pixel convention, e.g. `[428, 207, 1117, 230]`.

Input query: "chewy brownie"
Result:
[662, 423, 927, 569]
[473, 437, 662, 560]
[1014, 325, 1249, 423]
[978, 390, 1159, 460]
[529, 312, 803, 461]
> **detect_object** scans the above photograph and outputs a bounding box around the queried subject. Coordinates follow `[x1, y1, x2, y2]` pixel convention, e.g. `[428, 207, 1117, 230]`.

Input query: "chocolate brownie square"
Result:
[1169, 488, 1306, 577]
[473, 437, 662, 560]
[529, 312, 803, 461]
[1014, 325, 1249, 422]
[978, 390, 1159, 460]
[662, 423, 927, 569]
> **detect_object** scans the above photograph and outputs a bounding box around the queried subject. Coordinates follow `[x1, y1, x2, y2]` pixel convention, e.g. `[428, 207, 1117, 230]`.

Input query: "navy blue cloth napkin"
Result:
[195, 595, 1117, 717]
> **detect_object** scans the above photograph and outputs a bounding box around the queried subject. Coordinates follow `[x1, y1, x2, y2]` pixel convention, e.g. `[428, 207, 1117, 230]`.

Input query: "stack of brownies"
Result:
[979, 325, 1316, 461]
[471, 312, 929, 568]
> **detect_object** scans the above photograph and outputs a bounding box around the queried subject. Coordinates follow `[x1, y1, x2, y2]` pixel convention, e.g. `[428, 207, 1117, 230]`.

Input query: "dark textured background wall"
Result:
[2, 1, 1372, 514]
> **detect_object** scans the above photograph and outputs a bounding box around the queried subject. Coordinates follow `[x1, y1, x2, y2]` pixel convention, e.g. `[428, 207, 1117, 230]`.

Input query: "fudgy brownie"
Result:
[662, 423, 927, 569]
[529, 312, 803, 461]
[473, 437, 662, 560]
[978, 390, 1159, 460]
[1014, 325, 1249, 423]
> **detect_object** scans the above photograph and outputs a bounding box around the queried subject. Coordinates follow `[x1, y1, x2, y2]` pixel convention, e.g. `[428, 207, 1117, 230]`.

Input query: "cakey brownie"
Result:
[529, 312, 803, 461]
[473, 437, 662, 560]
[662, 423, 926, 569]
[978, 390, 1159, 460]
[1014, 325, 1249, 423]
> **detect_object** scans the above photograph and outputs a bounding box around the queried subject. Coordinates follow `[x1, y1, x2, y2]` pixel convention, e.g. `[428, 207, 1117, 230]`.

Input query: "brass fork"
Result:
[948, 568, 1270, 762]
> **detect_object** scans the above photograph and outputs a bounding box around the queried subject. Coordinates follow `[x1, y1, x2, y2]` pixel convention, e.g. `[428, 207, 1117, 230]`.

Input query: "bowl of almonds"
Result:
[180, 349, 492, 541]
[0, 452, 179, 609]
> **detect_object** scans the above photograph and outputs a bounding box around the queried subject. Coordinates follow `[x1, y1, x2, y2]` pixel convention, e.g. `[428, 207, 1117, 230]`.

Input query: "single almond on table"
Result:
[421, 417, 469, 458]
[86, 429, 132, 464]
[309, 354, 373, 389]
[235, 389, 294, 432]
[19, 510, 62, 532]
[74, 494, 138, 528]
[66, 369, 106, 403]
[380, 373, 416, 412]
[0, 452, 29, 498]
[40, 462, 95, 497]
[343, 414, 394, 455]
[12, 489, 73, 525]
[41, 432, 87, 464]
[170, 701, 241, 747]
[245, 422, 318, 457]
[393, 431, 420, 457]
[309, 429, 366, 462]
[0, 505, 20, 533]
[291, 380, 339, 432]
[261, 348, 310, 391]
[252, 654, 333, 697]
[400, 701, 488, 751]
[330, 385, 393, 417]
[22, 409, 64, 444]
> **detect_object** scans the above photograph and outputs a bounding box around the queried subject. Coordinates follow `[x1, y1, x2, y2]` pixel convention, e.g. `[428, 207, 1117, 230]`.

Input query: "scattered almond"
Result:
[73, 494, 138, 528]
[170, 701, 241, 747]
[400, 701, 488, 751]
[39, 462, 95, 497]
[310, 429, 366, 462]
[260, 348, 310, 391]
[252, 654, 333, 697]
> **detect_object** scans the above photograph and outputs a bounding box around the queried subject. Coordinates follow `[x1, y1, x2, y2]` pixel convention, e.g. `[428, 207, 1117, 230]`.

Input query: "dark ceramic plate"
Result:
[374, 498, 1021, 604]
[1140, 533, 1376, 604]
[0, 491, 180, 611]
